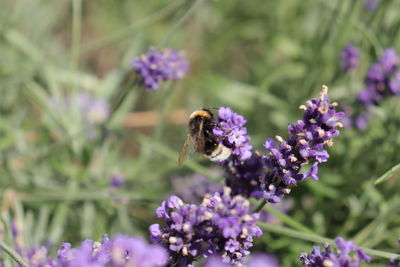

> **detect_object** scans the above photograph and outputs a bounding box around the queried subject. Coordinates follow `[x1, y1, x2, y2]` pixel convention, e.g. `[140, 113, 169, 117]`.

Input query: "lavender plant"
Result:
[3, 1, 400, 266]
[214, 86, 344, 204]
[150, 188, 262, 266]
[132, 47, 189, 91]
[299, 237, 371, 267]
[344, 48, 400, 129]
[0, 232, 168, 267]
[341, 45, 360, 73]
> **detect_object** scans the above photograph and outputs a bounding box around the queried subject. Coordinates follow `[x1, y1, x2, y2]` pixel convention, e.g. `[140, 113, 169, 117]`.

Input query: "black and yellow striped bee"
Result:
[178, 109, 232, 166]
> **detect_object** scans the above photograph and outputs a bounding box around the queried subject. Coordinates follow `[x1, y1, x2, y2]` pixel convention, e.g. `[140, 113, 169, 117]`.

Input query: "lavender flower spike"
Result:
[213, 107, 253, 162]
[222, 86, 344, 203]
[56, 234, 168, 267]
[299, 237, 371, 267]
[341, 44, 360, 72]
[132, 47, 189, 91]
[150, 187, 262, 266]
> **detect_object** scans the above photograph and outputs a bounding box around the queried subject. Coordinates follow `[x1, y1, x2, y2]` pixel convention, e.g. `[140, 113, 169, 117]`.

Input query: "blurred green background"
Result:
[1, 0, 400, 266]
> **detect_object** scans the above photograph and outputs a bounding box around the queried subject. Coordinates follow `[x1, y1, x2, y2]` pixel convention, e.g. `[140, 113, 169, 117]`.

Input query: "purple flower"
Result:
[222, 86, 344, 203]
[365, 0, 379, 12]
[54, 234, 168, 267]
[299, 237, 371, 267]
[77, 93, 110, 125]
[247, 253, 280, 267]
[132, 47, 189, 91]
[202, 256, 232, 267]
[341, 45, 360, 72]
[150, 188, 262, 266]
[388, 239, 400, 266]
[171, 171, 224, 204]
[348, 48, 400, 129]
[358, 48, 400, 108]
[201, 253, 279, 267]
[258, 199, 293, 224]
[213, 107, 253, 162]
[109, 173, 125, 188]
[48, 92, 110, 139]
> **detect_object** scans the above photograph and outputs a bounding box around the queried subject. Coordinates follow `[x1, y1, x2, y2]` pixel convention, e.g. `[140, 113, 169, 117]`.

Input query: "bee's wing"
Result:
[178, 134, 197, 166]
[195, 119, 206, 153]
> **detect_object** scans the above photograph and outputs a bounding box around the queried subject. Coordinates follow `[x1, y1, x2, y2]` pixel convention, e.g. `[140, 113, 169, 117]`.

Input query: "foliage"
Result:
[1, 0, 400, 266]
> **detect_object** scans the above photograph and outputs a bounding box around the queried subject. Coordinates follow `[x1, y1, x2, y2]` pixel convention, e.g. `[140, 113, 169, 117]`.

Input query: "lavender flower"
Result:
[202, 253, 279, 267]
[0, 232, 167, 267]
[48, 92, 110, 139]
[77, 93, 110, 125]
[132, 47, 189, 91]
[202, 256, 232, 267]
[1, 220, 57, 266]
[357, 48, 400, 107]
[389, 258, 400, 267]
[388, 239, 400, 267]
[220, 86, 344, 203]
[213, 107, 252, 162]
[258, 199, 292, 224]
[56, 234, 168, 267]
[365, 0, 379, 12]
[341, 45, 360, 72]
[348, 48, 400, 128]
[109, 172, 125, 188]
[150, 188, 262, 266]
[299, 237, 371, 267]
[171, 171, 223, 204]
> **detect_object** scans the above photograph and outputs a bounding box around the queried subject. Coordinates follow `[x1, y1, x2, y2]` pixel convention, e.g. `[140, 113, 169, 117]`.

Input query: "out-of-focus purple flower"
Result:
[365, 0, 379, 12]
[247, 253, 280, 267]
[202, 253, 280, 267]
[172, 172, 223, 204]
[258, 199, 292, 224]
[109, 172, 125, 188]
[389, 258, 400, 267]
[388, 239, 400, 267]
[150, 188, 262, 266]
[55, 234, 168, 267]
[358, 49, 400, 107]
[77, 92, 110, 125]
[213, 107, 252, 162]
[222, 86, 344, 203]
[0, 233, 167, 267]
[48, 92, 110, 139]
[132, 47, 189, 91]
[341, 45, 360, 72]
[299, 237, 370, 267]
[348, 48, 400, 129]
[354, 112, 369, 130]
[202, 256, 233, 267]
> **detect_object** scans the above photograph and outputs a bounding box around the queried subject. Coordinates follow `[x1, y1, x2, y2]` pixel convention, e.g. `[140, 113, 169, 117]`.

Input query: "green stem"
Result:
[109, 78, 138, 116]
[0, 240, 28, 267]
[259, 223, 400, 260]
[253, 199, 267, 213]
[256, 202, 315, 234]
[153, 82, 175, 142]
[140, 82, 176, 167]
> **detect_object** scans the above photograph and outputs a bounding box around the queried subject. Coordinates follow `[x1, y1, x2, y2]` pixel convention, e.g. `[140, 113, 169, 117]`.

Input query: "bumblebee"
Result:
[178, 108, 232, 166]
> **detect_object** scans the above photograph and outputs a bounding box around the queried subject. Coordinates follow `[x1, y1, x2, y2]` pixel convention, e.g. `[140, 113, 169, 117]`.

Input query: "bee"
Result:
[178, 108, 232, 166]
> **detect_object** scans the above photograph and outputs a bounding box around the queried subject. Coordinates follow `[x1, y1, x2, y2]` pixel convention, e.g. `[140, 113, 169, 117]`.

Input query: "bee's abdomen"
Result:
[203, 137, 218, 155]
